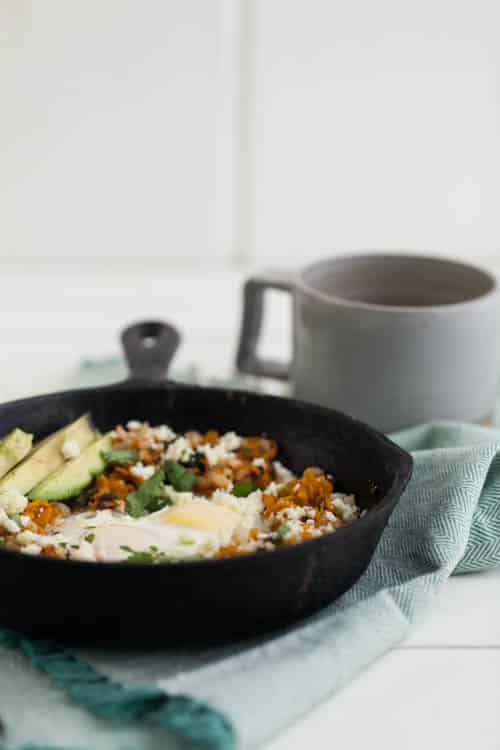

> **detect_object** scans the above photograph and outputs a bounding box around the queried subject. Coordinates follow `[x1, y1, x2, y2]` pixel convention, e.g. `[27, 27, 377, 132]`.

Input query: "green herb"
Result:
[0, 537, 5, 545]
[179, 535, 196, 545]
[70, 545, 80, 550]
[276, 523, 291, 541]
[120, 545, 167, 564]
[123, 549, 155, 563]
[125, 468, 169, 518]
[163, 461, 197, 492]
[233, 480, 258, 498]
[102, 448, 138, 466]
[119, 544, 201, 564]
[58, 542, 67, 549]
[85, 533, 95, 543]
[85, 526, 96, 530]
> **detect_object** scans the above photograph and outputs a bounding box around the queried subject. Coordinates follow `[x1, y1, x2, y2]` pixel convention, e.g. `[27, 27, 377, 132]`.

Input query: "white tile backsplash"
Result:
[0, 0, 499, 269]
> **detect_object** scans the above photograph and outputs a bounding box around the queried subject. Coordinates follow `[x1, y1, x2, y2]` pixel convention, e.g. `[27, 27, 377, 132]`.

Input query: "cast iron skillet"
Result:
[0, 322, 412, 646]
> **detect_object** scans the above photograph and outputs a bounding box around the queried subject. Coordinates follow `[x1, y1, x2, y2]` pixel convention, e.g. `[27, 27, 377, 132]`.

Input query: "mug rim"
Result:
[296, 252, 499, 312]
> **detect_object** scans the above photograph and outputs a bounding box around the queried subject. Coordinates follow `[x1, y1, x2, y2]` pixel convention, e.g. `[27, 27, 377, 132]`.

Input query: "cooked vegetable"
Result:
[0, 429, 33, 480]
[233, 480, 258, 498]
[0, 415, 95, 495]
[102, 449, 138, 466]
[29, 434, 111, 501]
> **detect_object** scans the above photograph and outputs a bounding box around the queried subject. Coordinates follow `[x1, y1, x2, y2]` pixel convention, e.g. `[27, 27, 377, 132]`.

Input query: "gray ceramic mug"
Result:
[236, 254, 500, 433]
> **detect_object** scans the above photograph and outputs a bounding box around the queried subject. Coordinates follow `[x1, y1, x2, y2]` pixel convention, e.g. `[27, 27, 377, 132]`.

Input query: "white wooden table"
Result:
[1, 262, 499, 749]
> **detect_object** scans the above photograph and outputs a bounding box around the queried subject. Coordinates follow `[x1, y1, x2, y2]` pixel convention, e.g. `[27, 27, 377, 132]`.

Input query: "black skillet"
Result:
[0, 321, 412, 646]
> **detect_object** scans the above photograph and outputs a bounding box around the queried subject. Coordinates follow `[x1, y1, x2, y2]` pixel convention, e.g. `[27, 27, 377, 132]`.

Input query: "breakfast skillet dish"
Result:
[0, 415, 363, 563]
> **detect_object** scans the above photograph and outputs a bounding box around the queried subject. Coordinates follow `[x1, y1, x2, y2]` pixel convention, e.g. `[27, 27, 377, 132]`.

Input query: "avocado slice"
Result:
[0, 415, 95, 495]
[0, 428, 33, 480]
[29, 434, 112, 501]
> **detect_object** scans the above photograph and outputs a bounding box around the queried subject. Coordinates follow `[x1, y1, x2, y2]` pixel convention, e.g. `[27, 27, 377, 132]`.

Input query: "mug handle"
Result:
[236, 269, 295, 381]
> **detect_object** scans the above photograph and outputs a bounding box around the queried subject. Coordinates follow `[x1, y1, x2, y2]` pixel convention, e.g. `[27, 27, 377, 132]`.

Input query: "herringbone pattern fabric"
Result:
[393, 422, 500, 576]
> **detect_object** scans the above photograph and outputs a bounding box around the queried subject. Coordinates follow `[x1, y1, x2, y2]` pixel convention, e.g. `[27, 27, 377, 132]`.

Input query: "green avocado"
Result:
[0, 414, 95, 495]
[29, 434, 112, 501]
[0, 428, 33, 480]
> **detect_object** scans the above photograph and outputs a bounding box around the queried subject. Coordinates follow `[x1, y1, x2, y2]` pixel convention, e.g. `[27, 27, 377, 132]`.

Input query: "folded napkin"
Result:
[1, 366, 499, 750]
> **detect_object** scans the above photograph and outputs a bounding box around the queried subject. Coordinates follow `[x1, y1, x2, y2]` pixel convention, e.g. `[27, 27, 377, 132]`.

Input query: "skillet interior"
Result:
[0, 380, 412, 646]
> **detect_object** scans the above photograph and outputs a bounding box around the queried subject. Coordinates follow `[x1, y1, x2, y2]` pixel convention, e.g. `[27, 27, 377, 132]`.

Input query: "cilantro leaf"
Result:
[85, 533, 95, 543]
[233, 480, 258, 498]
[120, 545, 155, 563]
[102, 449, 138, 466]
[163, 461, 197, 492]
[125, 468, 169, 518]
[119, 544, 202, 564]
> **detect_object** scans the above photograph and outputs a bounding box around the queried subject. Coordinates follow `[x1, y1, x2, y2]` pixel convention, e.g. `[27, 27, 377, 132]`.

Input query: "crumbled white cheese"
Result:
[196, 432, 241, 467]
[126, 420, 143, 430]
[273, 461, 295, 483]
[333, 492, 356, 507]
[21, 544, 42, 555]
[0, 488, 28, 516]
[210, 489, 236, 507]
[61, 439, 81, 460]
[252, 457, 267, 468]
[152, 425, 176, 443]
[197, 442, 231, 467]
[0, 507, 21, 534]
[130, 462, 156, 481]
[219, 432, 241, 452]
[16, 529, 52, 547]
[265, 481, 282, 496]
[331, 494, 358, 522]
[212, 488, 263, 542]
[274, 518, 301, 539]
[165, 437, 194, 463]
[275, 505, 306, 523]
[164, 487, 197, 505]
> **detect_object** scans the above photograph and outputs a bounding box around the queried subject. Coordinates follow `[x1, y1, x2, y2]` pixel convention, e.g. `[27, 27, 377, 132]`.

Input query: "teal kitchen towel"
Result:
[1, 373, 499, 749]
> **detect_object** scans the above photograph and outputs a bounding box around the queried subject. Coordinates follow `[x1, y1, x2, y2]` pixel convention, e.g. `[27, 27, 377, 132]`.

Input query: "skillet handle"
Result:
[121, 321, 180, 383]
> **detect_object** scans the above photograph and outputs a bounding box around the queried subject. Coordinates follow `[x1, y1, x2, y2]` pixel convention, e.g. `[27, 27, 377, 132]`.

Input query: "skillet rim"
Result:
[0, 380, 413, 571]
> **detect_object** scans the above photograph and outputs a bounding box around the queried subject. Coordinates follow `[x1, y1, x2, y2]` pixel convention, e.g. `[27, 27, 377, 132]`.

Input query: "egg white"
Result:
[53, 494, 262, 563]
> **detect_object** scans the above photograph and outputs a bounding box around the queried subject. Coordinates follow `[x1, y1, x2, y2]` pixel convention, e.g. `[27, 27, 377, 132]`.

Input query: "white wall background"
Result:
[0, 0, 220, 261]
[1, 0, 499, 268]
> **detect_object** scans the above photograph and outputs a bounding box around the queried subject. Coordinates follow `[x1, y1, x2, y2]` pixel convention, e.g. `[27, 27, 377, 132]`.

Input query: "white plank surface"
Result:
[403, 568, 500, 648]
[264, 650, 500, 750]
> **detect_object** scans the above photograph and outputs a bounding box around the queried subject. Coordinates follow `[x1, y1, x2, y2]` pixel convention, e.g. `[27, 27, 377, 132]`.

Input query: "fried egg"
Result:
[53, 495, 262, 563]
